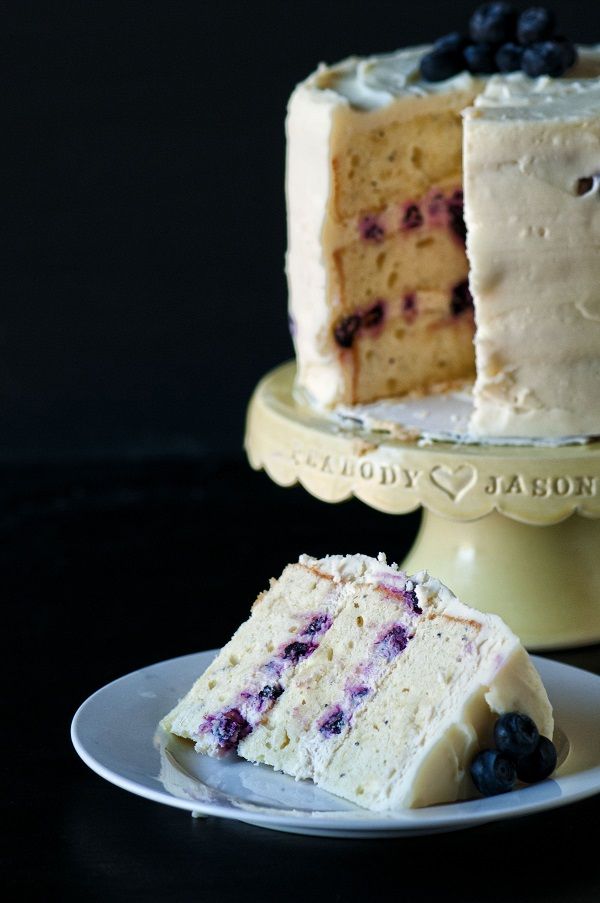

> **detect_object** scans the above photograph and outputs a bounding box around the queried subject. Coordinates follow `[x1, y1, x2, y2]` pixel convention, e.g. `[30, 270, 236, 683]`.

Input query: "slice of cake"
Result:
[464, 74, 600, 438]
[162, 554, 553, 810]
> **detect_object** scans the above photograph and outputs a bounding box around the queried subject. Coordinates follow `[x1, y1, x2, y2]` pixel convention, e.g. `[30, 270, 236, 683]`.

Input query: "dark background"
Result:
[2, 0, 596, 461]
[4, 2, 600, 901]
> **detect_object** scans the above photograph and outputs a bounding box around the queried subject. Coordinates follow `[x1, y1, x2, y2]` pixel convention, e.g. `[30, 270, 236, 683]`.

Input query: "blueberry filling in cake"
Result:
[195, 608, 334, 753]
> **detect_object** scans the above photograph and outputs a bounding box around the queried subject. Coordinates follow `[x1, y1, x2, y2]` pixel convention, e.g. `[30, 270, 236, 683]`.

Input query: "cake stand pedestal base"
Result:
[245, 363, 600, 650]
[403, 510, 600, 649]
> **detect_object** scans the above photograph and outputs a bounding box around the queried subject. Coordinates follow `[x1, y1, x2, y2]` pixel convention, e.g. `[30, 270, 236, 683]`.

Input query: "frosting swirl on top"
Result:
[471, 66, 600, 120]
[315, 47, 477, 110]
[312, 44, 600, 112]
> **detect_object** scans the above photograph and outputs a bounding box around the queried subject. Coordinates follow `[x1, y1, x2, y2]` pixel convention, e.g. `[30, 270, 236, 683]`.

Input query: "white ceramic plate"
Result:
[71, 651, 600, 838]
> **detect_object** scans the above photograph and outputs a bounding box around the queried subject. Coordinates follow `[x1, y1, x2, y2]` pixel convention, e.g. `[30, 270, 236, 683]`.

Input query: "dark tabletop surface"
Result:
[4, 456, 599, 902]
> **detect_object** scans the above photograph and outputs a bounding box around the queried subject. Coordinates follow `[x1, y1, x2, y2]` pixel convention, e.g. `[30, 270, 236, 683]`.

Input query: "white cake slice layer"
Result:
[161, 563, 347, 755]
[239, 569, 422, 779]
[162, 554, 553, 809]
[310, 573, 552, 808]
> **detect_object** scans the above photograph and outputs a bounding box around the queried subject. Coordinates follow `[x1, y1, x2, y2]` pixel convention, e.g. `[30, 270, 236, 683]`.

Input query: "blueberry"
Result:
[403, 587, 422, 615]
[450, 280, 473, 316]
[494, 711, 540, 759]
[434, 32, 468, 55]
[210, 709, 250, 749]
[522, 41, 567, 77]
[517, 7, 556, 45]
[516, 735, 558, 783]
[334, 314, 361, 349]
[420, 49, 464, 83]
[554, 35, 578, 71]
[496, 41, 525, 72]
[319, 706, 346, 737]
[304, 614, 330, 635]
[470, 749, 517, 796]
[283, 640, 311, 663]
[258, 683, 284, 702]
[403, 293, 417, 318]
[428, 191, 446, 217]
[349, 685, 370, 702]
[469, 3, 517, 44]
[361, 301, 384, 330]
[464, 42, 499, 74]
[376, 624, 411, 661]
[360, 215, 385, 242]
[402, 203, 424, 229]
[448, 189, 466, 243]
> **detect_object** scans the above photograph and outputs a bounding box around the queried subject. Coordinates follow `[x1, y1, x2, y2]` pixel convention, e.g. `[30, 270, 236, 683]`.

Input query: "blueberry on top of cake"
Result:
[285, 17, 600, 438]
[420, 4, 576, 82]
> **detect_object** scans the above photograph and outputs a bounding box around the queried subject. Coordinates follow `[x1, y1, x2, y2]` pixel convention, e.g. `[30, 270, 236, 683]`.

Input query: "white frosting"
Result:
[298, 550, 403, 583]
[301, 552, 517, 637]
[464, 67, 600, 437]
[473, 69, 600, 118]
[322, 47, 477, 110]
[286, 80, 346, 406]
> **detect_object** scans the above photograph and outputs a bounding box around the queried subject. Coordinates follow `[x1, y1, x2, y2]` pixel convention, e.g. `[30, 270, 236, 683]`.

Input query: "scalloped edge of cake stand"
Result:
[245, 361, 600, 525]
[245, 362, 600, 649]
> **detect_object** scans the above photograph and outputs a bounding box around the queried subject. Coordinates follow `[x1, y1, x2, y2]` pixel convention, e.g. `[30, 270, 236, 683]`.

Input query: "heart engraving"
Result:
[430, 464, 477, 502]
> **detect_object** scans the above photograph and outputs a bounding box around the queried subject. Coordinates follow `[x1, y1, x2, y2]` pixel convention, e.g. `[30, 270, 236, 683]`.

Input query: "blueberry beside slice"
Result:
[494, 711, 539, 759]
[470, 749, 517, 796]
[517, 736, 558, 783]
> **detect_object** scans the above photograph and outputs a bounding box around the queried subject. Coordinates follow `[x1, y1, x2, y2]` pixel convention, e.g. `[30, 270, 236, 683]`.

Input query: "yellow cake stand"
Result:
[245, 362, 600, 650]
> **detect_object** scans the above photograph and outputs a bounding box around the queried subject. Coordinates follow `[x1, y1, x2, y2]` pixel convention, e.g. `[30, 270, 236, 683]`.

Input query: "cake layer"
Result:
[331, 108, 465, 220]
[239, 572, 423, 780]
[286, 50, 481, 410]
[162, 564, 345, 755]
[317, 611, 540, 809]
[335, 190, 467, 313]
[163, 554, 554, 810]
[340, 301, 475, 403]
